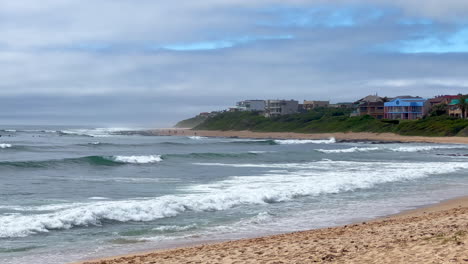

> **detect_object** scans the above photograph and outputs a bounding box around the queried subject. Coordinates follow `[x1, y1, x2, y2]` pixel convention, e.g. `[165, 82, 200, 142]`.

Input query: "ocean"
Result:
[0, 126, 467, 264]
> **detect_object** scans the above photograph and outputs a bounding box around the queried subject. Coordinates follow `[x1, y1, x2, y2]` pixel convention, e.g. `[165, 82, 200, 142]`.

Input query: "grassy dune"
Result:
[191, 108, 468, 137]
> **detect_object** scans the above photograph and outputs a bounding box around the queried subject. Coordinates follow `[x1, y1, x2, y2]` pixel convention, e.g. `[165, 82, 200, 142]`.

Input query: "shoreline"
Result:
[152, 129, 468, 144]
[74, 196, 468, 264]
[72, 129, 468, 263]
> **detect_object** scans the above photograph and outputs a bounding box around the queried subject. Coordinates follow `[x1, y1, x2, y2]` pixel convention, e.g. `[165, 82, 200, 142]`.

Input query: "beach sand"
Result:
[75, 197, 468, 264]
[152, 129, 468, 145]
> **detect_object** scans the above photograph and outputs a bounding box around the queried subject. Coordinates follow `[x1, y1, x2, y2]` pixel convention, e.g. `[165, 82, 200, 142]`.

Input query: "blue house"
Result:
[384, 97, 428, 120]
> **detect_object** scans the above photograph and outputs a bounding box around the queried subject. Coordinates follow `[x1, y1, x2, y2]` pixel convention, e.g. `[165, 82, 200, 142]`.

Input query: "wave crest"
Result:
[188, 136, 208, 140]
[0, 155, 163, 168]
[3, 160, 466, 238]
[112, 155, 162, 164]
[0, 143, 12, 149]
[275, 138, 336, 145]
[317, 147, 379, 153]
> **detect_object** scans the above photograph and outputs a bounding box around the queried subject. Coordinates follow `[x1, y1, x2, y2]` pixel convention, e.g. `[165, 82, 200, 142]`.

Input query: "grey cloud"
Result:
[1, 1, 468, 126]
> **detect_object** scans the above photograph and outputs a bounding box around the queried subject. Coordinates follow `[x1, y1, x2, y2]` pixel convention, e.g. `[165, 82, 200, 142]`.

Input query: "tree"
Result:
[456, 94, 468, 119]
[430, 103, 448, 117]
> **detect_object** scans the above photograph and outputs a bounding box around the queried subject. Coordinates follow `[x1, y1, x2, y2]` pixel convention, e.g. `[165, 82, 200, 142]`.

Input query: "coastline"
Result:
[71, 129, 468, 264]
[153, 129, 468, 144]
[74, 198, 468, 264]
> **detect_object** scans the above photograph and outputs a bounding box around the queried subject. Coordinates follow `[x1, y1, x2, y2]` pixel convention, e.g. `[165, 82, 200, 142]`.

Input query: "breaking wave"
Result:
[0, 150, 270, 169]
[389, 145, 465, 152]
[0, 129, 17, 133]
[160, 139, 278, 146]
[112, 155, 162, 164]
[188, 136, 208, 140]
[0, 143, 12, 149]
[4, 128, 142, 137]
[317, 147, 379, 153]
[152, 224, 198, 233]
[88, 197, 110, 200]
[274, 138, 336, 145]
[248, 151, 275, 154]
[316, 144, 466, 154]
[0, 155, 163, 168]
[2, 159, 466, 238]
[61, 128, 141, 137]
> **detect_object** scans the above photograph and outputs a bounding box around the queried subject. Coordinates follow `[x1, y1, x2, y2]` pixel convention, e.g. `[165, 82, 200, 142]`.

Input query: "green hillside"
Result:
[192, 108, 468, 137]
[175, 115, 208, 128]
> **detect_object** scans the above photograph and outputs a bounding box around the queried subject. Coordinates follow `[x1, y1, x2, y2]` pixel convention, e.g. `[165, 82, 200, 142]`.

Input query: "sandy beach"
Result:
[75, 196, 468, 264]
[71, 129, 468, 264]
[153, 129, 468, 145]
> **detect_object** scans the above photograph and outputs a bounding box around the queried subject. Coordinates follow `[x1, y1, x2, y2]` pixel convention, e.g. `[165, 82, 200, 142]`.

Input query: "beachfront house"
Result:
[235, 100, 266, 112]
[303, 100, 330, 111]
[384, 97, 429, 120]
[426, 95, 459, 115]
[427, 95, 459, 108]
[352, 95, 385, 119]
[329, 102, 355, 109]
[265, 100, 299, 117]
[448, 98, 468, 118]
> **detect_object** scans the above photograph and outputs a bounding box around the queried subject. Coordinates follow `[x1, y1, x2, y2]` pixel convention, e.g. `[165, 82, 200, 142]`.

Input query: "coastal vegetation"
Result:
[175, 115, 208, 128]
[457, 94, 468, 118]
[188, 108, 468, 137]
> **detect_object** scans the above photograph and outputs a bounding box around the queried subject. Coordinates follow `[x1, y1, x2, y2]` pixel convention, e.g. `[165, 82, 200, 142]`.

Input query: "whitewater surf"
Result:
[0, 126, 467, 264]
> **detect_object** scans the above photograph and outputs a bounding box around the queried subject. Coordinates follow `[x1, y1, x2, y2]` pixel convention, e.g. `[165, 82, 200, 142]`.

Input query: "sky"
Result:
[1, 0, 468, 127]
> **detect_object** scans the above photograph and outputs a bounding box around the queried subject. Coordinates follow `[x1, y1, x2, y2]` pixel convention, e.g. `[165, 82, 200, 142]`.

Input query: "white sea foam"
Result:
[193, 162, 321, 168]
[2, 159, 466, 238]
[205, 212, 276, 234]
[60, 128, 138, 137]
[226, 138, 272, 142]
[0, 143, 12, 149]
[188, 136, 208, 140]
[4, 203, 87, 212]
[275, 138, 336, 145]
[389, 145, 463, 152]
[248, 151, 275, 154]
[75, 177, 164, 183]
[88, 197, 109, 200]
[317, 147, 379, 153]
[241, 212, 274, 225]
[152, 224, 198, 232]
[60, 129, 108, 137]
[112, 155, 163, 164]
[316, 144, 466, 154]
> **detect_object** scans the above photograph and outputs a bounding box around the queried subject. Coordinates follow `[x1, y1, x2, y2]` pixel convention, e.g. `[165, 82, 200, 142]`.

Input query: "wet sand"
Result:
[74, 198, 468, 264]
[152, 129, 468, 145]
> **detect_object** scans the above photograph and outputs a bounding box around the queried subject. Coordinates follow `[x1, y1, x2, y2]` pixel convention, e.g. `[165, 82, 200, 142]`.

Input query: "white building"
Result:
[235, 100, 266, 112]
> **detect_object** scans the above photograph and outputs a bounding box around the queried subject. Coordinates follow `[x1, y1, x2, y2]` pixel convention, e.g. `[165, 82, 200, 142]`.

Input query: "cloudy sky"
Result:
[1, 0, 468, 127]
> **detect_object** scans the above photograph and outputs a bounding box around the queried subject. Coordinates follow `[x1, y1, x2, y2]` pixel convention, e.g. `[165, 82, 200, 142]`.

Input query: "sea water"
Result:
[0, 126, 467, 264]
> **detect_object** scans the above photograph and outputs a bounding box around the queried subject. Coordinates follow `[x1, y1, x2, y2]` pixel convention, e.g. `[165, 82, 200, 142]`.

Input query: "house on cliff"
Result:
[352, 95, 385, 119]
[384, 97, 429, 120]
[264, 100, 299, 117]
[448, 98, 468, 118]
